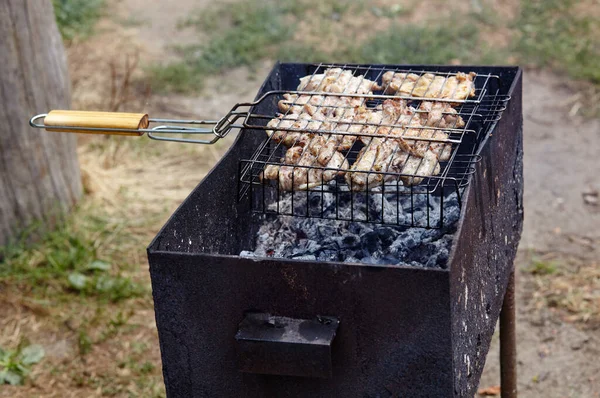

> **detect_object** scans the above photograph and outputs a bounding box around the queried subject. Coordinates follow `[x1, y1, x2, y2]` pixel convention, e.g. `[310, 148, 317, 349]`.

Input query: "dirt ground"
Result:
[2, 0, 599, 397]
[478, 72, 600, 397]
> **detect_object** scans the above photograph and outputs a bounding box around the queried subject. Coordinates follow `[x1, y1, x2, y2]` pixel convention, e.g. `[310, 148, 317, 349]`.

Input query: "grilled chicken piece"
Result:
[272, 67, 381, 156]
[278, 93, 365, 116]
[433, 130, 453, 161]
[363, 100, 454, 161]
[345, 139, 386, 190]
[345, 137, 412, 191]
[346, 137, 445, 189]
[262, 136, 349, 191]
[263, 146, 323, 191]
[345, 98, 456, 189]
[399, 150, 441, 186]
[262, 164, 280, 183]
[275, 94, 374, 152]
[297, 68, 381, 94]
[418, 101, 465, 128]
[278, 150, 323, 190]
[414, 102, 460, 161]
[356, 99, 416, 145]
[381, 71, 476, 100]
[266, 112, 326, 147]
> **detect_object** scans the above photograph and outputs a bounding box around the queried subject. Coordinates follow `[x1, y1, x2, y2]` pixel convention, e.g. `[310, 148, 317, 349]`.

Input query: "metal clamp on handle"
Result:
[29, 110, 228, 145]
[235, 312, 340, 379]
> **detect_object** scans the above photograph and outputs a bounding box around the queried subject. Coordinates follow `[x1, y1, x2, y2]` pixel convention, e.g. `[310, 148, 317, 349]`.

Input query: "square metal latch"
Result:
[235, 312, 340, 379]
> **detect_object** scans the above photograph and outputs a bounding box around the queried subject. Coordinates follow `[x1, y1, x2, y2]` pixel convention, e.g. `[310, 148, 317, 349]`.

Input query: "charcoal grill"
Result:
[31, 62, 523, 397]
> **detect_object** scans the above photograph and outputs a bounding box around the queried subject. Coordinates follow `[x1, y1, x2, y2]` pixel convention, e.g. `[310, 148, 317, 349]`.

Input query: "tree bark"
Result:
[0, 0, 82, 247]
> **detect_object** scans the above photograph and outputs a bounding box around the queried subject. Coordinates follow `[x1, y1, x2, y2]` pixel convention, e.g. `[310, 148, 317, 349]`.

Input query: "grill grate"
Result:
[235, 63, 510, 228]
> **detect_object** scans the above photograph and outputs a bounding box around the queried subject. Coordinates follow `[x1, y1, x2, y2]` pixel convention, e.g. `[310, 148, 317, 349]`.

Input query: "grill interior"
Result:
[235, 63, 510, 228]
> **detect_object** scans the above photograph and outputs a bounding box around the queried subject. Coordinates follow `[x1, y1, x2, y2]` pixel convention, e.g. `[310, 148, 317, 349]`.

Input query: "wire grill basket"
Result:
[236, 63, 509, 228]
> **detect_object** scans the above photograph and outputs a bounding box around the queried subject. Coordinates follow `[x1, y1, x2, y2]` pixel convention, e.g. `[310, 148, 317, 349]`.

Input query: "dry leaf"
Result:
[478, 385, 501, 396]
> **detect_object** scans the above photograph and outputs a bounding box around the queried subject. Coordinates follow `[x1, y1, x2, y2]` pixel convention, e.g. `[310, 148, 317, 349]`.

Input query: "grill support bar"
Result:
[500, 270, 517, 398]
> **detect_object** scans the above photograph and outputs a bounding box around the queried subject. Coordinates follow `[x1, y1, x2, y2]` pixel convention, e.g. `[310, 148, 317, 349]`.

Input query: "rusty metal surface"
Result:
[235, 313, 339, 378]
[148, 252, 454, 397]
[500, 271, 518, 398]
[449, 69, 523, 397]
[147, 63, 523, 398]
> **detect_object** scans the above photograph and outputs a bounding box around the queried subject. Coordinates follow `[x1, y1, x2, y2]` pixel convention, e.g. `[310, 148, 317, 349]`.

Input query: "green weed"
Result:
[0, 208, 145, 302]
[78, 329, 93, 356]
[138, 361, 156, 374]
[526, 257, 559, 275]
[343, 22, 499, 65]
[53, 0, 105, 41]
[277, 44, 331, 64]
[515, 0, 600, 84]
[0, 343, 45, 385]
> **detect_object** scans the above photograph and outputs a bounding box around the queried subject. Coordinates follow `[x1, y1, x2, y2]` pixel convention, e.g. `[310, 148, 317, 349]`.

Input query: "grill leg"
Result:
[500, 271, 517, 398]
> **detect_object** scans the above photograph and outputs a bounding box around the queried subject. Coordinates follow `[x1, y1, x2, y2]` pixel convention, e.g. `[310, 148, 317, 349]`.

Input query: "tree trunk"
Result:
[0, 0, 82, 247]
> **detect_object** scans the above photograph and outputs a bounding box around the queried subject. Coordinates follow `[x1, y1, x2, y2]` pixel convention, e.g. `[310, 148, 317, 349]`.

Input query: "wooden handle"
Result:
[44, 110, 149, 136]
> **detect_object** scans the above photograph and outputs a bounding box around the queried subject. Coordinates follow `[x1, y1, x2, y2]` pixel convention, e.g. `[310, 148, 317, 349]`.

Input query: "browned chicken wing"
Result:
[381, 71, 476, 100]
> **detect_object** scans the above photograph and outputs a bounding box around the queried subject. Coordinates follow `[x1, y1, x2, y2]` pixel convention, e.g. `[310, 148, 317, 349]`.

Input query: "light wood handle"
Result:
[44, 110, 149, 136]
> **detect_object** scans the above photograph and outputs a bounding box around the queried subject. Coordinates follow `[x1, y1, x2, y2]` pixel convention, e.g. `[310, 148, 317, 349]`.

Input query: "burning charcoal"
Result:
[375, 227, 399, 247]
[412, 211, 425, 224]
[319, 241, 340, 251]
[309, 194, 322, 208]
[354, 250, 366, 260]
[317, 225, 337, 239]
[341, 234, 360, 248]
[297, 238, 308, 248]
[393, 231, 420, 251]
[292, 254, 317, 261]
[305, 240, 322, 253]
[382, 255, 401, 265]
[361, 256, 382, 265]
[246, 190, 460, 269]
[443, 206, 460, 225]
[348, 223, 369, 235]
[435, 248, 450, 268]
[360, 231, 382, 254]
[318, 250, 339, 262]
[292, 247, 306, 256]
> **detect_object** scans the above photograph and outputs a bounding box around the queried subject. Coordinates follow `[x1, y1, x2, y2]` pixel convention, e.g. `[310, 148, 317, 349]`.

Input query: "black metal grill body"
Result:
[147, 63, 523, 398]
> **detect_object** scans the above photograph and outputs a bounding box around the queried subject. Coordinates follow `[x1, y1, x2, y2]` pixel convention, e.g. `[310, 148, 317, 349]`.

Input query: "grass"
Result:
[525, 256, 559, 275]
[514, 0, 600, 116]
[0, 343, 45, 385]
[515, 0, 600, 84]
[0, 207, 144, 303]
[150, 0, 506, 92]
[150, 0, 297, 92]
[53, 0, 105, 41]
[341, 22, 500, 65]
[525, 252, 600, 327]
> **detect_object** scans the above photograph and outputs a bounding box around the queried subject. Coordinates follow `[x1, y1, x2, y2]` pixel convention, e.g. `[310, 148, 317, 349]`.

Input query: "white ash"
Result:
[240, 189, 460, 269]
